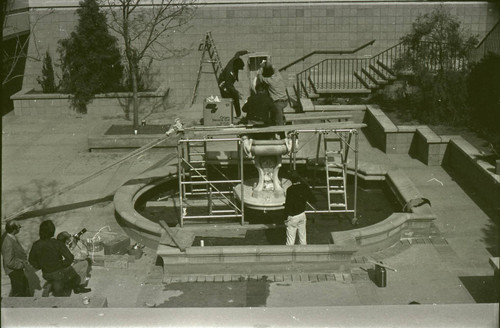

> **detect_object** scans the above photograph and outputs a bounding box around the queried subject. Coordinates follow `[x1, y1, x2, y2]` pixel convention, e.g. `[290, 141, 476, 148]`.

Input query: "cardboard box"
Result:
[203, 97, 233, 126]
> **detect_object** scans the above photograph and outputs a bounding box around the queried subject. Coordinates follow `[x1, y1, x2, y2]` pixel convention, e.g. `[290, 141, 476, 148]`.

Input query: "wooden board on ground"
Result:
[159, 221, 195, 251]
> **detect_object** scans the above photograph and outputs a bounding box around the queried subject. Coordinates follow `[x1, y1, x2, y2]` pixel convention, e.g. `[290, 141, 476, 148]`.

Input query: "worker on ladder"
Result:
[218, 51, 248, 119]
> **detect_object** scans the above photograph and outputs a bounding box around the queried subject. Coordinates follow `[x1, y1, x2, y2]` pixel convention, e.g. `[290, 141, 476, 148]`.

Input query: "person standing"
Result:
[257, 61, 288, 126]
[284, 171, 316, 245]
[2, 221, 30, 296]
[28, 220, 90, 296]
[219, 57, 245, 119]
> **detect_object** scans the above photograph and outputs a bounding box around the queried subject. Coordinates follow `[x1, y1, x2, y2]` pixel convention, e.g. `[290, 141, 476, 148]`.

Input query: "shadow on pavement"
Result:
[459, 276, 499, 303]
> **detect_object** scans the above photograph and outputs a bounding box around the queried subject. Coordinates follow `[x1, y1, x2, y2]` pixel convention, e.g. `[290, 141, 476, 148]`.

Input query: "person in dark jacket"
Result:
[284, 171, 316, 245]
[219, 57, 245, 118]
[29, 220, 90, 296]
[242, 83, 275, 126]
[2, 221, 30, 296]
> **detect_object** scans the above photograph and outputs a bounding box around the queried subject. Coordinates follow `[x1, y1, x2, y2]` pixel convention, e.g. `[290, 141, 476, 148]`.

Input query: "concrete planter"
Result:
[10, 87, 169, 118]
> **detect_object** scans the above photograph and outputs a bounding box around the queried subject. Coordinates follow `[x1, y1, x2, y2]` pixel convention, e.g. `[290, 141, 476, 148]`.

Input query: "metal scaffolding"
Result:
[177, 136, 245, 227]
[177, 125, 361, 227]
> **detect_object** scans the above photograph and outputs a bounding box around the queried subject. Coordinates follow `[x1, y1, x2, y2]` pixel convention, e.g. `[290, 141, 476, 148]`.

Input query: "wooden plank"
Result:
[286, 114, 352, 122]
[159, 220, 192, 252]
[188, 122, 366, 137]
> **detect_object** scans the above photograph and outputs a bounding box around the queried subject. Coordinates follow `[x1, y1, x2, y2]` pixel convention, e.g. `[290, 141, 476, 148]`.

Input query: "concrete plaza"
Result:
[1, 109, 498, 327]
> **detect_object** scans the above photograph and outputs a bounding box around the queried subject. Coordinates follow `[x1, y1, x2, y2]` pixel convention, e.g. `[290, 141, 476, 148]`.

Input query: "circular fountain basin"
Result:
[115, 157, 436, 260]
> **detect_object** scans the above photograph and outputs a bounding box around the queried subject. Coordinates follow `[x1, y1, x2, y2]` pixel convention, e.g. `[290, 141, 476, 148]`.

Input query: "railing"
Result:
[296, 39, 473, 98]
[296, 41, 408, 98]
[469, 20, 500, 63]
[279, 40, 375, 72]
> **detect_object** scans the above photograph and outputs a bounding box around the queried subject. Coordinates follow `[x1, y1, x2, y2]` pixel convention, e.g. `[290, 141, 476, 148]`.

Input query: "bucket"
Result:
[375, 262, 387, 287]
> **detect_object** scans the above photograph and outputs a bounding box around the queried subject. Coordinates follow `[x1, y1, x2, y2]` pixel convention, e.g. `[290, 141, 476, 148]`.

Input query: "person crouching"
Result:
[57, 231, 91, 289]
[28, 220, 91, 296]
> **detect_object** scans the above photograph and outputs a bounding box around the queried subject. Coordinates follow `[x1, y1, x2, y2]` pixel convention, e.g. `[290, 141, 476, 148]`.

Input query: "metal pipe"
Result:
[239, 139, 245, 225]
[178, 137, 240, 143]
[177, 140, 184, 228]
[181, 180, 242, 185]
[183, 214, 243, 219]
[354, 130, 359, 224]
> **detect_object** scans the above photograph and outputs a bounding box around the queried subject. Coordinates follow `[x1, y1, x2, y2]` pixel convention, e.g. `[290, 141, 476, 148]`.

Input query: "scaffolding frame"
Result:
[177, 126, 360, 227]
[288, 128, 359, 222]
[178, 136, 245, 227]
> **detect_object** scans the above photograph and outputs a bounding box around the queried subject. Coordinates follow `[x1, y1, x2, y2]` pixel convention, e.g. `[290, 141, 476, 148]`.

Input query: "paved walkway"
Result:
[1, 110, 498, 325]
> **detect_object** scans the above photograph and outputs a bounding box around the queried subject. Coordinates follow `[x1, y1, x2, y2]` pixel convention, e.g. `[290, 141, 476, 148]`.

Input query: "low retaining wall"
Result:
[331, 168, 435, 254]
[11, 88, 168, 118]
[158, 244, 357, 276]
[442, 137, 500, 210]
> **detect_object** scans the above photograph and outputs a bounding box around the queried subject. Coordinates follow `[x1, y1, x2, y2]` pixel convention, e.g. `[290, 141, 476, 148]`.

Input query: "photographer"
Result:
[28, 220, 90, 296]
[57, 230, 91, 288]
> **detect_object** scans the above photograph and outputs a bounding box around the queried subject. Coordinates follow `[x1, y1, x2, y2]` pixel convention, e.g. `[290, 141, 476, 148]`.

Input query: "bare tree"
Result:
[101, 0, 197, 129]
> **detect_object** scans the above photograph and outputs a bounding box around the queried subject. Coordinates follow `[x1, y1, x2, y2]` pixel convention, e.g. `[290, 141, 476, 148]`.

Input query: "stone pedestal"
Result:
[235, 138, 290, 211]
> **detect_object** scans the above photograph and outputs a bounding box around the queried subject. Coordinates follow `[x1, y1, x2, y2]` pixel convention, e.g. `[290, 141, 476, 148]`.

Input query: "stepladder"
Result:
[191, 32, 224, 105]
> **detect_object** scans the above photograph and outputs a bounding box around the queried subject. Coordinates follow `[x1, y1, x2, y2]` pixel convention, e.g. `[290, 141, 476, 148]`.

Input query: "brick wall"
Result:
[23, 1, 499, 105]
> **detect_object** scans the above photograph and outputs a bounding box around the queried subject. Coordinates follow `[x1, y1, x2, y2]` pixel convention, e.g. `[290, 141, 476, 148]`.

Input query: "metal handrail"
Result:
[279, 39, 375, 72]
[295, 38, 474, 98]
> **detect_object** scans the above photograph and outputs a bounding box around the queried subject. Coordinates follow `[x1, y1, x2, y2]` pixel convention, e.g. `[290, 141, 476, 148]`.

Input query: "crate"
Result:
[103, 235, 130, 255]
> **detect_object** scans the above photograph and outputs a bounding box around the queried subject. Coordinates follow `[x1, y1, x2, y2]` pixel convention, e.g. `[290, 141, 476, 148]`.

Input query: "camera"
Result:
[73, 228, 87, 241]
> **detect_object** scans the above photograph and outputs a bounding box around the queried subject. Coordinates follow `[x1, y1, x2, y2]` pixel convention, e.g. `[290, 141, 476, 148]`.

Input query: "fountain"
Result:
[113, 115, 436, 277]
[233, 137, 291, 211]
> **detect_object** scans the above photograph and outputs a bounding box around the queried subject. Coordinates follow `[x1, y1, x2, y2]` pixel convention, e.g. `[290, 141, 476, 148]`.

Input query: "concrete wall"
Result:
[11, 88, 169, 118]
[442, 137, 500, 210]
[22, 0, 499, 106]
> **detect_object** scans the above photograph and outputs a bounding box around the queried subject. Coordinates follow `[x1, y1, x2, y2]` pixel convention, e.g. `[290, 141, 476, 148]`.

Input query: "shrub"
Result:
[391, 5, 477, 125]
[467, 53, 500, 131]
[36, 50, 58, 93]
[58, 0, 123, 113]
[407, 70, 469, 125]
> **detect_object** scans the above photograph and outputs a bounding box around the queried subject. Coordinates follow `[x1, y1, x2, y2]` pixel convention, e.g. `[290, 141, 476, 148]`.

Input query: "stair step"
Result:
[211, 210, 238, 214]
[328, 176, 344, 181]
[353, 71, 376, 89]
[330, 203, 346, 208]
[376, 60, 396, 77]
[369, 63, 395, 81]
[361, 68, 387, 86]
[328, 190, 345, 194]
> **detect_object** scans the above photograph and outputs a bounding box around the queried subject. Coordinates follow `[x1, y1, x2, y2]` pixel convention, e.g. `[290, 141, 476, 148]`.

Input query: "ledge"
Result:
[1, 296, 108, 308]
[331, 168, 435, 253]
